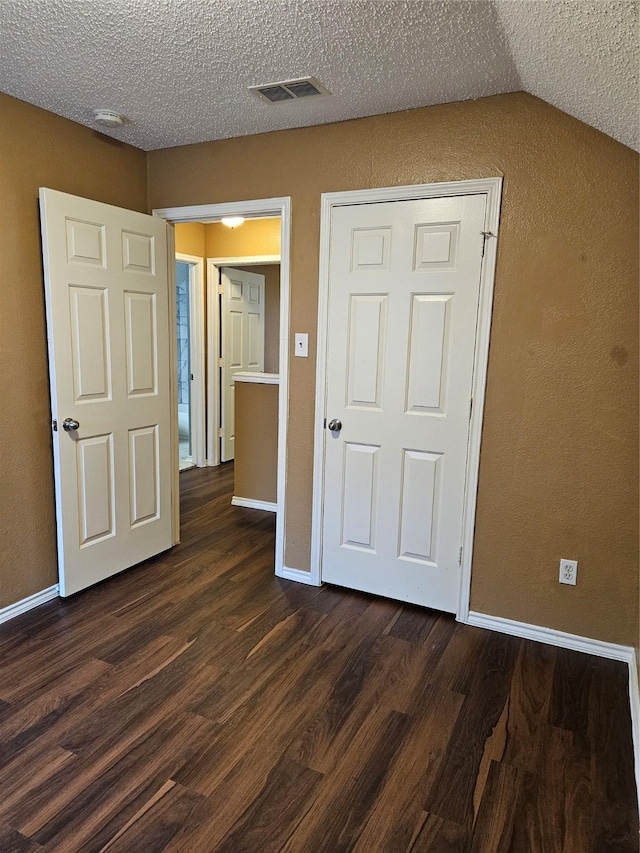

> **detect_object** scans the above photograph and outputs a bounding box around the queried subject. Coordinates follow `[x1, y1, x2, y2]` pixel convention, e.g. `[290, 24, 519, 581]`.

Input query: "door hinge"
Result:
[218, 357, 224, 368]
[218, 284, 224, 295]
[481, 231, 496, 257]
[52, 419, 57, 432]
[469, 396, 473, 420]
[459, 546, 463, 565]
[217, 427, 224, 438]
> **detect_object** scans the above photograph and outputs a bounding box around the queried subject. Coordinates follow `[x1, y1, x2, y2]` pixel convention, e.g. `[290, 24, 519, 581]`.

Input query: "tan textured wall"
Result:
[205, 219, 280, 258]
[236, 265, 280, 374]
[0, 93, 148, 609]
[148, 93, 638, 645]
[234, 383, 279, 504]
[175, 222, 205, 257]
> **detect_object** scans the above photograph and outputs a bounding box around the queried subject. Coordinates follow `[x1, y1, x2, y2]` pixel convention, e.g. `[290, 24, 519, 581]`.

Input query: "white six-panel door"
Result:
[220, 267, 265, 462]
[40, 188, 173, 596]
[321, 194, 486, 612]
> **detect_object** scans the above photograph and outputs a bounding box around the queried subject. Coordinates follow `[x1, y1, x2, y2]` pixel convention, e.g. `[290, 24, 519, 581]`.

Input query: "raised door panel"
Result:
[405, 294, 451, 415]
[66, 218, 106, 267]
[341, 442, 379, 552]
[229, 312, 243, 370]
[247, 312, 262, 369]
[414, 223, 459, 271]
[351, 227, 391, 271]
[69, 285, 111, 403]
[398, 449, 441, 564]
[76, 433, 115, 546]
[122, 231, 155, 274]
[124, 290, 158, 397]
[347, 294, 387, 409]
[129, 426, 160, 527]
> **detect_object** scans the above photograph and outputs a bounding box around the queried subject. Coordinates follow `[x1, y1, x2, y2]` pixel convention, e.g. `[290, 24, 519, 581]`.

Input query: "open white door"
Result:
[320, 194, 486, 613]
[40, 188, 173, 596]
[220, 266, 265, 462]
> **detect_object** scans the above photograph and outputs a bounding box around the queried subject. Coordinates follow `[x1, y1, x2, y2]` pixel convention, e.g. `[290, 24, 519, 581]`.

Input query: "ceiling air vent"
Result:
[249, 77, 330, 104]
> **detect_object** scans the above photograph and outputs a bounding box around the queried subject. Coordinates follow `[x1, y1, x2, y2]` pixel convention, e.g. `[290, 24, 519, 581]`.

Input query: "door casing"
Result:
[311, 178, 503, 619]
[175, 253, 206, 468]
[153, 199, 291, 579]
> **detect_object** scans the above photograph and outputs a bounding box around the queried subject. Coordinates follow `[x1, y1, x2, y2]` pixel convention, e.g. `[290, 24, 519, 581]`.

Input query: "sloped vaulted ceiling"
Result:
[0, 0, 637, 151]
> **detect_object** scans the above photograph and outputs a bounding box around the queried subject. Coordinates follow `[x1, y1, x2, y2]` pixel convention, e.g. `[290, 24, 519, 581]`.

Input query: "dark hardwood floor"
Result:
[0, 463, 637, 851]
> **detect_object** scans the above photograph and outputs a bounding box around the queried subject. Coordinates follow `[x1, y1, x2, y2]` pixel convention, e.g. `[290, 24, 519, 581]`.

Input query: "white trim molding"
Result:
[154, 197, 291, 579]
[231, 496, 277, 513]
[207, 254, 280, 266]
[234, 372, 280, 385]
[310, 178, 503, 600]
[175, 253, 206, 468]
[279, 566, 320, 587]
[466, 611, 635, 661]
[205, 259, 221, 467]
[0, 585, 59, 625]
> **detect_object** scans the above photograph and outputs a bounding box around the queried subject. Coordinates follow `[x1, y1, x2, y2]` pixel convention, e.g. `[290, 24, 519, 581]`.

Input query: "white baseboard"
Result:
[0, 585, 59, 625]
[276, 565, 322, 587]
[466, 610, 640, 816]
[231, 496, 277, 513]
[466, 610, 634, 662]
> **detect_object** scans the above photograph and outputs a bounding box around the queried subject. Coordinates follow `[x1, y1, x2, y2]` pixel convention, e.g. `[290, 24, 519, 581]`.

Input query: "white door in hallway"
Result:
[40, 188, 173, 597]
[321, 194, 486, 612]
[220, 267, 265, 462]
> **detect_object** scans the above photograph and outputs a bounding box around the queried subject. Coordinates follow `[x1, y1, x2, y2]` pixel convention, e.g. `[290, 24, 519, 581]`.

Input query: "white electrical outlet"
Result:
[559, 559, 578, 586]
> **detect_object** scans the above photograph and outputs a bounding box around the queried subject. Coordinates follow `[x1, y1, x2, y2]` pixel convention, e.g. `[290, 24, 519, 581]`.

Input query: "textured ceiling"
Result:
[0, 1, 637, 152]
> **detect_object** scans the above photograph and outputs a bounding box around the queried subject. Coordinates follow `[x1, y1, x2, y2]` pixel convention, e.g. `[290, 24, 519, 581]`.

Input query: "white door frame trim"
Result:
[153, 199, 291, 576]
[310, 178, 503, 614]
[175, 253, 206, 468]
[207, 254, 281, 467]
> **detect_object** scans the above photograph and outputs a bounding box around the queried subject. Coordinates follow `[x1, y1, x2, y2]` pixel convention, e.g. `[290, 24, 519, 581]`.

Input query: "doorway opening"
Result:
[154, 198, 292, 580]
[174, 253, 205, 471]
[175, 260, 192, 469]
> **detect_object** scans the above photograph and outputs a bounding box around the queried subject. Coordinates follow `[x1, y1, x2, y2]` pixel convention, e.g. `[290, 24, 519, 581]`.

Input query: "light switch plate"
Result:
[294, 333, 308, 357]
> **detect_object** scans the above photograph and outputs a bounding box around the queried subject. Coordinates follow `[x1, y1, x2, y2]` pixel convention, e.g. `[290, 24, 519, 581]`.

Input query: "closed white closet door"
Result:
[321, 194, 486, 612]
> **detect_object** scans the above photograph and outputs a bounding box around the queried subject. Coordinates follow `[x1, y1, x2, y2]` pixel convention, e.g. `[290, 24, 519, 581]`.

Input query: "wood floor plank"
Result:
[26, 714, 211, 850]
[548, 645, 597, 734]
[587, 656, 638, 852]
[281, 706, 411, 852]
[410, 811, 467, 852]
[214, 758, 323, 853]
[387, 603, 440, 645]
[469, 760, 525, 852]
[423, 629, 520, 828]
[95, 781, 209, 853]
[0, 464, 634, 851]
[0, 826, 43, 853]
[500, 638, 557, 772]
[352, 684, 465, 853]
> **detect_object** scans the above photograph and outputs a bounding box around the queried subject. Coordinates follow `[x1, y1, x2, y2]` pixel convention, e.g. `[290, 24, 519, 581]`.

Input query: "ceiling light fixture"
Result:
[93, 109, 124, 127]
[221, 216, 245, 228]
